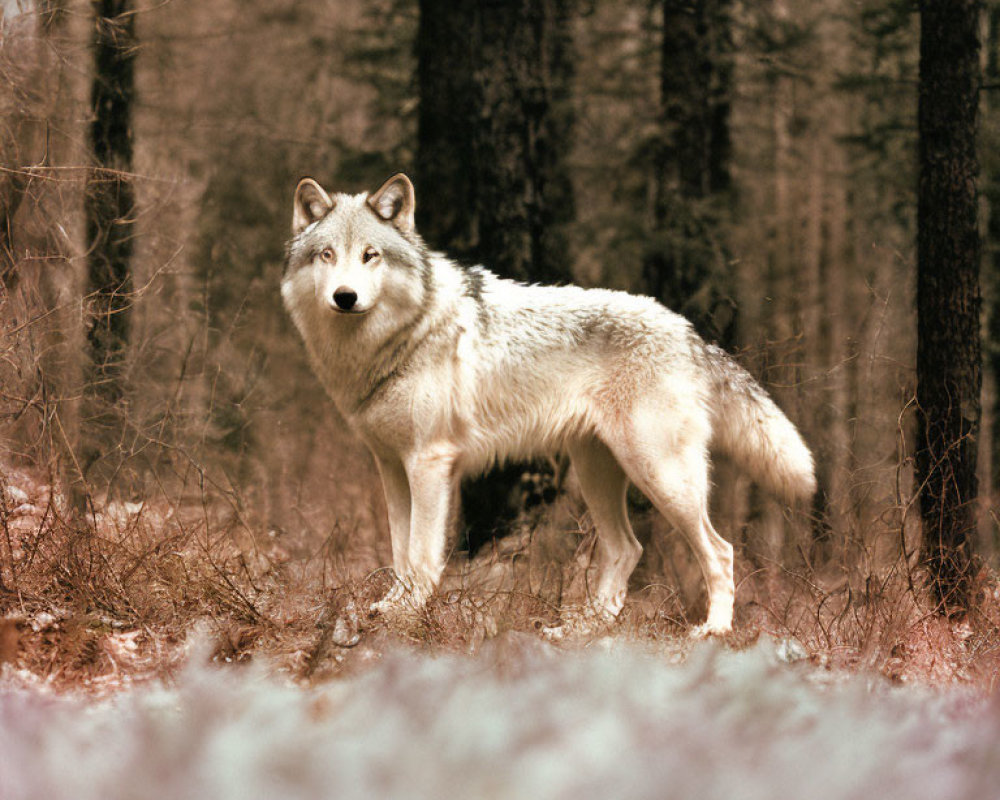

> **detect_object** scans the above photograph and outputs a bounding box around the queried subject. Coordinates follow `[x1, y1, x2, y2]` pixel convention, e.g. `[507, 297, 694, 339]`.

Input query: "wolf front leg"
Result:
[403, 444, 460, 606]
[370, 455, 414, 614]
[374, 455, 412, 577]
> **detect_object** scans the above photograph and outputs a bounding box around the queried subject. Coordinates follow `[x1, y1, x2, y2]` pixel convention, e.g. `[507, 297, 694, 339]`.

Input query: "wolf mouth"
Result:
[329, 306, 371, 316]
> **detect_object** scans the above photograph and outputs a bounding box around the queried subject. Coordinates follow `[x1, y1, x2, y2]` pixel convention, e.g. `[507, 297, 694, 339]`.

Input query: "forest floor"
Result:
[2, 462, 1000, 798]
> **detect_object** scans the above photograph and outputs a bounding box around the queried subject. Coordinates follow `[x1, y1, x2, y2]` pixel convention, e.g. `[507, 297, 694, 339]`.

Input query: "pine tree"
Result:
[915, 0, 982, 612]
[416, 0, 575, 282]
[85, 0, 135, 403]
[642, 0, 734, 345]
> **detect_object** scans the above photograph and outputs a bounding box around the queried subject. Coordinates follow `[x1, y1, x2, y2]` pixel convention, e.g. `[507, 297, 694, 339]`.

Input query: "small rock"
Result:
[775, 637, 809, 663]
[331, 617, 361, 648]
[31, 612, 58, 632]
[330, 601, 361, 647]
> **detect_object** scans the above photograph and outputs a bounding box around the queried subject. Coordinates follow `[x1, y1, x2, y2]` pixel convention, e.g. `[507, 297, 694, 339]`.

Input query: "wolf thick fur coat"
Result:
[282, 173, 815, 635]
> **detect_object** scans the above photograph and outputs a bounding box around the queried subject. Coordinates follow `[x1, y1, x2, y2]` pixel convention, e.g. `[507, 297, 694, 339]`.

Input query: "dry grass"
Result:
[1, 457, 997, 695]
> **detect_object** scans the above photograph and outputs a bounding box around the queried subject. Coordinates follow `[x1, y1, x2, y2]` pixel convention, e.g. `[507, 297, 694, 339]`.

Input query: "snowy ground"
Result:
[1, 636, 997, 800]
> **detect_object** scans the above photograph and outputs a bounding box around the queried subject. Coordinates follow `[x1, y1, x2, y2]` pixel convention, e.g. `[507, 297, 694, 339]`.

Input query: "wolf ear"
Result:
[293, 178, 334, 234]
[367, 173, 415, 234]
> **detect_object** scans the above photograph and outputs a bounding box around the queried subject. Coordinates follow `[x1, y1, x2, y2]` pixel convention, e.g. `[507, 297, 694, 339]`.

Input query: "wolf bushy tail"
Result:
[705, 345, 816, 502]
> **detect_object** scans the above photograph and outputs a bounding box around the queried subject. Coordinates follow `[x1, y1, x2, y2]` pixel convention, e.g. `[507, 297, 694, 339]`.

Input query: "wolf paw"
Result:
[690, 620, 732, 639]
[369, 577, 429, 620]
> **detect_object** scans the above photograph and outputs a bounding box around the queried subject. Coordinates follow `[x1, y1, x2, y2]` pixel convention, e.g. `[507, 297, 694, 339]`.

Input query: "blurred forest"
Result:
[1, 0, 999, 663]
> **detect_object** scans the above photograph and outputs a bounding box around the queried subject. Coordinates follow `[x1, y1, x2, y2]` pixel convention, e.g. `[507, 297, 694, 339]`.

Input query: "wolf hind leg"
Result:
[540, 438, 641, 641]
[569, 437, 642, 619]
[609, 435, 735, 636]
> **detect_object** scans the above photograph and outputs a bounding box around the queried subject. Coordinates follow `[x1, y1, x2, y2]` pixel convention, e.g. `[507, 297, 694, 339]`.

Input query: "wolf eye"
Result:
[320, 248, 335, 262]
[362, 246, 380, 264]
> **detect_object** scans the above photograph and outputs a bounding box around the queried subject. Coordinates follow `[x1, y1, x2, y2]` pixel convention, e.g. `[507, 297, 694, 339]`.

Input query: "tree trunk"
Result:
[0, 144, 28, 291]
[915, 0, 982, 613]
[416, 0, 575, 283]
[79, 0, 136, 500]
[985, 4, 1000, 559]
[413, 0, 478, 258]
[85, 0, 135, 406]
[642, 0, 734, 345]
[470, 0, 575, 285]
[660, 0, 731, 200]
[0, 1, 88, 507]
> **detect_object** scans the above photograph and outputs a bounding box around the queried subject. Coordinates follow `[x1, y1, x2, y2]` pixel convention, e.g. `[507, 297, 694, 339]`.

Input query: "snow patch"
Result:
[0, 640, 994, 800]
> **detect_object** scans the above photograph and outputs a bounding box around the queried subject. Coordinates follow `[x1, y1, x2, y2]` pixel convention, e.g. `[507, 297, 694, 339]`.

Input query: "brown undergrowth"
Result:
[1, 461, 998, 694]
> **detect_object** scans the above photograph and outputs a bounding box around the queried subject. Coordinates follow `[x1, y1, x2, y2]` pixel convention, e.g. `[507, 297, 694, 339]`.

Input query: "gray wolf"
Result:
[281, 173, 815, 636]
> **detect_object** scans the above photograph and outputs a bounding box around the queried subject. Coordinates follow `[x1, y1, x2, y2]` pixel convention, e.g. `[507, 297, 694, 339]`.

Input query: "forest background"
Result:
[1, 0, 999, 684]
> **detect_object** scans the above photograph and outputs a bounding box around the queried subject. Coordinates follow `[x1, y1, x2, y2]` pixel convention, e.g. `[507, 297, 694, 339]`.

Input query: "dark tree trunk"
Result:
[416, 0, 574, 283]
[413, 0, 478, 258]
[986, 6, 1000, 513]
[660, 0, 731, 200]
[915, 0, 982, 613]
[416, 0, 576, 548]
[643, 0, 735, 346]
[0, 152, 27, 291]
[469, 0, 575, 284]
[85, 0, 135, 404]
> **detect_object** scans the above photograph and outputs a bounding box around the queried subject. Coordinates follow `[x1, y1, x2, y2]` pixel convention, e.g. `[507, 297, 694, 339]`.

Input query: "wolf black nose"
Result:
[333, 287, 358, 311]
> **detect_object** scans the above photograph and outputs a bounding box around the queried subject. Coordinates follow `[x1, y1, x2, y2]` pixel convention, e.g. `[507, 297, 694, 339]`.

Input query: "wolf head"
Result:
[282, 174, 430, 322]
